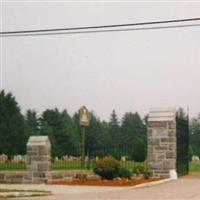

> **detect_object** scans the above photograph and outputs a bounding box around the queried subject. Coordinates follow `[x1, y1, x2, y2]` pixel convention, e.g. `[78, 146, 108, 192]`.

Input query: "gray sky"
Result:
[1, 1, 200, 120]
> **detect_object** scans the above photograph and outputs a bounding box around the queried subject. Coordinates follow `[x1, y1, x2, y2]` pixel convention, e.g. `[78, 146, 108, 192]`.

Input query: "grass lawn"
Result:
[0, 160, 136, 171]
[51, 160, 136, 170]
[52, 160, 87, 170]
[0, 162, 26, 171]
[1, 160, 198, 172]
[189, 162, 200, 172]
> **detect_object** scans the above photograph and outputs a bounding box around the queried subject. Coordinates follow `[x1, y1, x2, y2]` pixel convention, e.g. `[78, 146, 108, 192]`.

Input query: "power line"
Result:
[1, 17, 200, 37]
[1, 17, 200, 34]
[2, 23, 200, 37]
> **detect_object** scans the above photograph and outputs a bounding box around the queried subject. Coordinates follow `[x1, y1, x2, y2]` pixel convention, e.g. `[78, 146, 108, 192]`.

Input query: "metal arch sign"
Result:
[79, 106, 90, 126]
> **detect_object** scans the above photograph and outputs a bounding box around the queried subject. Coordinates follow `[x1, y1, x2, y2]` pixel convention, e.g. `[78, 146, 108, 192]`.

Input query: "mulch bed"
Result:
[49, 178, 161, 187]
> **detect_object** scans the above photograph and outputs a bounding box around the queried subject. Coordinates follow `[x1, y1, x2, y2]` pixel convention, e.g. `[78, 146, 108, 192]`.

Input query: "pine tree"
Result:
[0, 90, 26, 155]
[190, 114, 200, 157]
[108, 110, 121, 147]
[85, 113, 102, 154]
[121, 112, 147, 161]
[25, 109, 40, 138]
[40, 108, 78, 157]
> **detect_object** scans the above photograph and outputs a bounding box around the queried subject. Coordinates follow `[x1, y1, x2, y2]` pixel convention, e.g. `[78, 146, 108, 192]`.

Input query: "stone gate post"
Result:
[147, 109, 177, 178]
[25, 136, 51, 183]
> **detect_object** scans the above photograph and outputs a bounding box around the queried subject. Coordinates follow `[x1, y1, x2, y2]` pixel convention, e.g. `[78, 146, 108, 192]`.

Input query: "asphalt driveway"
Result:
[3, 173, 200, 200]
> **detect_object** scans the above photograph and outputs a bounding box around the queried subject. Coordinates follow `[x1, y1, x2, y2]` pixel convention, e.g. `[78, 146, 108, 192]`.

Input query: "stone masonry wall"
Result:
[0, 171, 26, 183]
[148, 121, 176, 178]
[0, 170, 99, 183]
[24, 136, 51, 183]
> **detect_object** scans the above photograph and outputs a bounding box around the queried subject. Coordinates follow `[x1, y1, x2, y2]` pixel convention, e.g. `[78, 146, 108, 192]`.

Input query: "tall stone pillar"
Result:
[25, 136, 51, 183]
[147, 109, 177, 178]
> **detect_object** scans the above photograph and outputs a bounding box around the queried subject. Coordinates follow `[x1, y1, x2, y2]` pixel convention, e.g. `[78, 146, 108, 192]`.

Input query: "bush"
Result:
[132, 163, 145, 175]
[143, 164, 152, 179]
[132, 162, 152, 179]
[93, 156, 120, 180]
[118, 167, 132, 179]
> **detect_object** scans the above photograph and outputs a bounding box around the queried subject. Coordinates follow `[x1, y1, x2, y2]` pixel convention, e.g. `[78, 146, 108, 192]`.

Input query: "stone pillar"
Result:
[25, 136, 51, 183]
[147, 109, 177, 178]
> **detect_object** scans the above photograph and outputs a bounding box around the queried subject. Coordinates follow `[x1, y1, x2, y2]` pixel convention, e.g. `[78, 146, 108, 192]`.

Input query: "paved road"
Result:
[3, 173, 200, 200]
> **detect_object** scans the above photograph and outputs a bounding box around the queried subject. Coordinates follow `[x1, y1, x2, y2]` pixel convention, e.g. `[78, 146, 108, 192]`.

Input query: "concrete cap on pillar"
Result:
[27, 136, 51, 147]
[148, 108, 176, 122]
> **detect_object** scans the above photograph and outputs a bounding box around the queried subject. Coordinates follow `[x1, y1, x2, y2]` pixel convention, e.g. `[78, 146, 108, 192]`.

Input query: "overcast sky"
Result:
[1, 1, 200, 120]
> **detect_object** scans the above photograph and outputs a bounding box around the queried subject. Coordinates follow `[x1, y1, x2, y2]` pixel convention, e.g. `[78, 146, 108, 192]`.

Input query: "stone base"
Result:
[0, 171, 27, 183]
[0, 170, 99, 184]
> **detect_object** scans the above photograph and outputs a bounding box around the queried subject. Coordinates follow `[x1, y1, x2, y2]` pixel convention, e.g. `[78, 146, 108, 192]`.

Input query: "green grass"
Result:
[0, 162, 26, 171]
[189, 162, 200, 172]
[0, 160, 138, 171]
[51, 160, 94, 170]
[0, 160, 199, 179]
[52, 160, 81, 170]
[1, 161, 198, 172]
[51, 160, 137, 170]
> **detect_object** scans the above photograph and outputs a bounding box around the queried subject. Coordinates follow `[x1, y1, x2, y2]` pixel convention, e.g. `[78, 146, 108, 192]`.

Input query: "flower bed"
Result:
[49, 177, 161, 187]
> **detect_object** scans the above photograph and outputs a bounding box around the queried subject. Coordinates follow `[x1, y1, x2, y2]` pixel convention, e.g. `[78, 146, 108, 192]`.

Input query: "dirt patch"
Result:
[49, 178, 161, 187]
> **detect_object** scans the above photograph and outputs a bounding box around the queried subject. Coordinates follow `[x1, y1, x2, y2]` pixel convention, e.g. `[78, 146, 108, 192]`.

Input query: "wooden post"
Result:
[81, 126, 85, 167]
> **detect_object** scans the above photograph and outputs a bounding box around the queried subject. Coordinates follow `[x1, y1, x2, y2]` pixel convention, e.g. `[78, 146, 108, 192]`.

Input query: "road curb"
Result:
[131, 178, 174, 189]
[0, 191, 51, 198]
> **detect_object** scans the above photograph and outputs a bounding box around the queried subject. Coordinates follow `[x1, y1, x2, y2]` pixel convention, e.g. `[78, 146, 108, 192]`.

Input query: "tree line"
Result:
[0, 90, 200, 161]
[0, 90, 147, 161]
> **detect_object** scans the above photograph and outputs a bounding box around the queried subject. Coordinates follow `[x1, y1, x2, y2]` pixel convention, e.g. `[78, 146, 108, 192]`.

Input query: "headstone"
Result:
[25, 136, 51, 183]
[0, 154, 8, 163]
[54, 157, 59, 162]
[192, 155, 200, 162]
[121, 156, 126, 161]
[12, 155, 23, 163]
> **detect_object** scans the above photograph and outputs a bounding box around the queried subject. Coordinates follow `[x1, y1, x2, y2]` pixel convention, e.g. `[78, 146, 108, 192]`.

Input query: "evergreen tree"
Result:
[0, 90, 26, 155]
[84, 113, 102, 155]
[72, 112, 81, 146]
[108, 110, 121, 147]
[190, 114, 200, 157]
[101, 120, 110, 147]
[121, 112, 146, 144]
[40, 108, 78, 157]
[25, 109, 40, 138]
[121, 112, 147, 161]
[177, 107, 188, 119]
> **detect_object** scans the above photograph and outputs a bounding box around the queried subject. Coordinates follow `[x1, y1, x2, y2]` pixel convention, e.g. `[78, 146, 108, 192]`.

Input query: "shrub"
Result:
[143, 170, 152, 179]
[132, 163, 145, 175]
[93, 156, 120, 180]
[132, 162, 152, 179]
[143, 164, 152, 179]
[118, 167, 132, 179]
